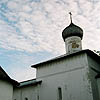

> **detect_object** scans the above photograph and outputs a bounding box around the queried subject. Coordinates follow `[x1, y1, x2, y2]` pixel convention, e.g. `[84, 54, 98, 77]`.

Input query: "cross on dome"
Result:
[69, 12, 72, 23]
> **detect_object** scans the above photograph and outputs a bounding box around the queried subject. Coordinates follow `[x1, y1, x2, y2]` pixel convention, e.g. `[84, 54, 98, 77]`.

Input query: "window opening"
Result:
[58, 87, 62, 100]
[25, 97, 28, 100]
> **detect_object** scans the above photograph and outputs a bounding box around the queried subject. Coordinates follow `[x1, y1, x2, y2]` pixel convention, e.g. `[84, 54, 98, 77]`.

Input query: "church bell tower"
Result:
[62, 12, 83, 54]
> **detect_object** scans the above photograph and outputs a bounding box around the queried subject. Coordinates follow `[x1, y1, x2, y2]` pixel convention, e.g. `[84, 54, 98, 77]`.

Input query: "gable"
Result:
[0, 66, 19, 86]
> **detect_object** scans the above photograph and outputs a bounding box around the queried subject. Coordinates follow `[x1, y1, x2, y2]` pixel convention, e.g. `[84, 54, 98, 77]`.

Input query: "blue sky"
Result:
[0, 0, 100, 82]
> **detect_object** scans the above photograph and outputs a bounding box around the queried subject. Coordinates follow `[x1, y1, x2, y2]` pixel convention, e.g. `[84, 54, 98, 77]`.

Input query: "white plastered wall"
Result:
[0, 80, 13, 100]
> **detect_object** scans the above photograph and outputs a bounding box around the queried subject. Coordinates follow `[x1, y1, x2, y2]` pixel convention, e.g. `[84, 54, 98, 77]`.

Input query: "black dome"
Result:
[62, 23, 83, 41]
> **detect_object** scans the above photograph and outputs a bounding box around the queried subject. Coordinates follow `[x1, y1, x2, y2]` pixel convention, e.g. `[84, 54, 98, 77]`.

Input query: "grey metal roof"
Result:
[18, 79, 42, 87]
[31, 49, 100, 68]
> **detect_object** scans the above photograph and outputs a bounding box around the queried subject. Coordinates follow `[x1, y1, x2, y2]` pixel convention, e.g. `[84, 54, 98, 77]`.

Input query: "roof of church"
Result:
[0, 67, 42, 87]
[0, 66, 19, 86]
[31, 49, 100, 68]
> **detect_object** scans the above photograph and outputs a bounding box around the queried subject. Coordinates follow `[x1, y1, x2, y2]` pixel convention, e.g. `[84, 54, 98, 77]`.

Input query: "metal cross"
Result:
[69, 12, 72, 23]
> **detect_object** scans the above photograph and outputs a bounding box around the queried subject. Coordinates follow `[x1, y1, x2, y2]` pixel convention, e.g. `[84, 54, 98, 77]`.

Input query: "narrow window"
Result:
[58, 87, 62, 100]
[37, 95, 39, 100]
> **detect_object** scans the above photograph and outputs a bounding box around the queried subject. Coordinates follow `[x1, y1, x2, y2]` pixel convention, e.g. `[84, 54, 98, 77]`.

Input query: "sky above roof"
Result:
[0, 0, 100, 82]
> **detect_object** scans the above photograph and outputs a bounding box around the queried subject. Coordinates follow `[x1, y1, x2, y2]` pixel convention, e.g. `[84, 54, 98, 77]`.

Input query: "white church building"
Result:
[1, 14, 100, 100]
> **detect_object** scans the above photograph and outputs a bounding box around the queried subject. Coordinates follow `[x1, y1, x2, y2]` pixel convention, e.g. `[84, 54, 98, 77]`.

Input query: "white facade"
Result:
[13, 50, 100, 100]
[36, 52, 94, 100]
[0, 80, 13, 100]
[13, 84, 38, 100]
[0, 50, 100, 100]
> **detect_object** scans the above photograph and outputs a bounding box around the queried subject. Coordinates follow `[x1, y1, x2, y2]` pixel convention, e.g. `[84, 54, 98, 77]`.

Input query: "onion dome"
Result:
[62, 22, 83, 41]
[62, 12, 83, 41]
